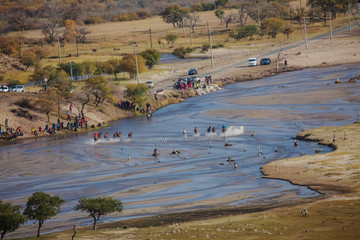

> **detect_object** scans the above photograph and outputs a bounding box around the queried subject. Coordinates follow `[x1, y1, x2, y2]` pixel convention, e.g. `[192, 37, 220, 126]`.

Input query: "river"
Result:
[1, 64, 360, 237]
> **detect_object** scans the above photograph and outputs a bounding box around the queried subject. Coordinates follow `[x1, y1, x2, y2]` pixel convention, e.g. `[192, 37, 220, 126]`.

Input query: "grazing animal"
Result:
[92, 49, 97, 52]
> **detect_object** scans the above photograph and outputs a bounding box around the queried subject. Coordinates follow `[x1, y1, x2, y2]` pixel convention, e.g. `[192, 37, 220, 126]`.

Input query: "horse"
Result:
[128, 131, 133, 139]
[104, 132, 109, 138]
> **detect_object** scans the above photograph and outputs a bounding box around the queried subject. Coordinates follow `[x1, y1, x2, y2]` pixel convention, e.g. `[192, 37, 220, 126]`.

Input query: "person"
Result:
[284, 59, 288, 67]
[207, 126, 211, 133]
[222, 124, 227, 133]
[94, 132, 98, 141]
[212, 127, 216, 133]
[194, 127, 198, 134]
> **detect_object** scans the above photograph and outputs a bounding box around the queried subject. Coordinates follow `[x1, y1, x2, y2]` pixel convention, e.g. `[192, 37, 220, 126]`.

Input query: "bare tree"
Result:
[77, 26, 91, 43]
[40, 0, 63, 44]
[236, 3, 250, 26]
[223, 13, 235, 28]
[185, 12, 200, 33]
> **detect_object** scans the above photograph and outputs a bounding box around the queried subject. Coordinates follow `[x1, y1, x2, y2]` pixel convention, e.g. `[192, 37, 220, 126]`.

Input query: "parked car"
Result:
[145, 81, 154, 88]
[260, 58, 271, 65]
[248, 58, 257, 67]
[0, 85, 9, 92]
[9, 85, 25, 92]
[188, 68, 198, 75]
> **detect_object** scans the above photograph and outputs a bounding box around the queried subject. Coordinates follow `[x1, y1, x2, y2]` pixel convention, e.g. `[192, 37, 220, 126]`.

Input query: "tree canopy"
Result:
[23, 192, 64, 238]
[161, 4, 189, 28]
[261, 18, 285, 38]
[125, 83, 148, 106]
[0, 200, 27, 240]
[140, 49, 161, 69]
[75, 197, 123, 230]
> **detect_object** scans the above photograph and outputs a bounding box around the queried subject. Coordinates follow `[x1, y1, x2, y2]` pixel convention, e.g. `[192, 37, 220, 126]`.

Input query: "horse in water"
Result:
[128, 131, 133, 139]
[104, 132, 109, 139]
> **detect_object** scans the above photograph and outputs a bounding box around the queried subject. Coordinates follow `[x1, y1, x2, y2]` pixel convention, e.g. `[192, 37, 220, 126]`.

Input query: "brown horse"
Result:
[128, 131, 133, 138]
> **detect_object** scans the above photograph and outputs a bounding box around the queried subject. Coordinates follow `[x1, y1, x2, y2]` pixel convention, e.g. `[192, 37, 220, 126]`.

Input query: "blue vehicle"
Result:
[188, 68, 198, 75]
[260, 58, 271, 65]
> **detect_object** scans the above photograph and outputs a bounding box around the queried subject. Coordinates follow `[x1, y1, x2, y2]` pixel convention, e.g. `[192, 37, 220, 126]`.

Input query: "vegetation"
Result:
[23, 192, 64, 238]
[75, 197, 123, 230]
[140, 49, 162, 69]
[125, 84, 148, 106]
[0, 200, 27, 240]
[229, 24, 259, 41]
[173, 46, 188, 58]
[165, 34, 178, 45]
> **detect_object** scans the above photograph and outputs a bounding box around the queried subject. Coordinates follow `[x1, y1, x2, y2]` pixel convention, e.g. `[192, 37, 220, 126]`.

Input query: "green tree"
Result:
[23, 192, 64, 238]
[75, 197, 123, 230]
[80, 61, 96, 76]
[261, 18, 285, 38]
[165, 34, 178, 45]
[125, 83, 148, 106]
[20, 50, 40, 71]
[215, 9, 225, 24]
[230, 25, 259, 41]
[48, 69, 73, 92]
[58, 62, 82, 80]
[282, 25, 294, 39]
[140, 49, 161, 69]
[0, 200, 27, 240]
[35, 95, 55, 122]
[161, 4, 189, 28]
[30, 65, 56, 85]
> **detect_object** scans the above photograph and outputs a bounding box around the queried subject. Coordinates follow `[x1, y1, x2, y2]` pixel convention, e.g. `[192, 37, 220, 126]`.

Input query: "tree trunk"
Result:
[46, 113, 50, 122]
[37, 220, 43, 238]
[93, 217, 97, 230]
[1, 231, 6, 240]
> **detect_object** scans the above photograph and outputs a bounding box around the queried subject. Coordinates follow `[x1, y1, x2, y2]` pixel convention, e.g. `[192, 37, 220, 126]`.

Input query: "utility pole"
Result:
[57, 35, 61, 63]
[303, 18, 308, 49]
[190, 28, 192, 46]
[133, 42, 140, 84]
[329, 11, 333, 40]
[69, 61, 73, 80]
[348, 4, 352, 36]
[76, 36, 79, 56]
[149, 28, 153, 48]
[207, 22, 214, 69]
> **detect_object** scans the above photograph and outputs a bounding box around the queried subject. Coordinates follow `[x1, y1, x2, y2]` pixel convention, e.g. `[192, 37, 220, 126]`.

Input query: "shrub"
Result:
[165, 34, 177, 45]
[202, 44, 210, 52]
[173, 47, 187, 58]
[137, 9, 152, 19]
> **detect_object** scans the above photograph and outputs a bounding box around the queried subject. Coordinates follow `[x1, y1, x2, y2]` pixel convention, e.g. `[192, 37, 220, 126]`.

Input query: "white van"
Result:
[248, 58, 257, 67]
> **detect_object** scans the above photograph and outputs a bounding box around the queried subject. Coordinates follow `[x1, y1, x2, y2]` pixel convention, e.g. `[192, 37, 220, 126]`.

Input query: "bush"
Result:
[137, 9, 152, 19]
[85, 16, 105, 25]
[140, 49, 161, 69]
[165, 34, 177, 45]
[173, 47, 187, 58]
[202, 44, 210, 52]
[15, 98, 34, 109]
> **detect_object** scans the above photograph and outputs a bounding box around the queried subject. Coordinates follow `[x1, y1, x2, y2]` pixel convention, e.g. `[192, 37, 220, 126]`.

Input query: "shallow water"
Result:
[1, 64, 360, 234]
